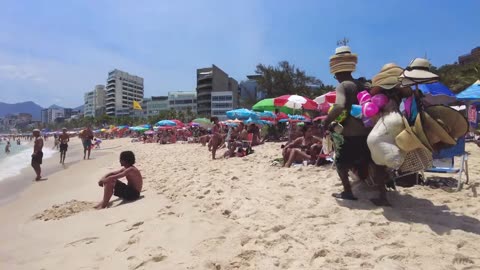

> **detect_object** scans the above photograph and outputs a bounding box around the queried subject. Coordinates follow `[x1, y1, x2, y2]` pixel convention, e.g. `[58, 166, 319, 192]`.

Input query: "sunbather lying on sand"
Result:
[282, 124, 322, 167]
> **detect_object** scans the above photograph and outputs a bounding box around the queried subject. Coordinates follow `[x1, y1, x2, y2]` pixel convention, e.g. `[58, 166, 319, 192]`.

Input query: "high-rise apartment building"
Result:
[105, 69, 144, 116]
[84, 85, 106, 117]
[142, 96, 169, 117]
[196, 65, 239, 119]
[168, 91, 197, 113]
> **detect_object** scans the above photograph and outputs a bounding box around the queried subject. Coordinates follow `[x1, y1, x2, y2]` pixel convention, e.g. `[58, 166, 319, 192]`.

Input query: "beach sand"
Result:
[0, 138, 479, 269]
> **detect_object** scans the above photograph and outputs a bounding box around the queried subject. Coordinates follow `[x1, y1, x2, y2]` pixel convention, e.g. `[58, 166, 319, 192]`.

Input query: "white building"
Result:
[143, 96, 169, 117]
[105, 69, 144, 116]
[211, 91, 234, 120]
[41, 107, 64, 124]
[84, 85, 106, 117]
[168, 91, 197, 113]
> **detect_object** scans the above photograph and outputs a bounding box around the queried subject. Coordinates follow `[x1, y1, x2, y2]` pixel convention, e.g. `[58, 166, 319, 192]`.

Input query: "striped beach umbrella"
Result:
[273, 95, 318, 110]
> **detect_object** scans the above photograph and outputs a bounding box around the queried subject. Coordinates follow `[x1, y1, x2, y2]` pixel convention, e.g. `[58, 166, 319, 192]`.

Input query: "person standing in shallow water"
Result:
[31, 129, 44, 181]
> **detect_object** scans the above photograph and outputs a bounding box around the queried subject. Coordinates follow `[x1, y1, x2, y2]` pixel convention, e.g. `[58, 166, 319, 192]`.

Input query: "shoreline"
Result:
[0, 139, 105, 205]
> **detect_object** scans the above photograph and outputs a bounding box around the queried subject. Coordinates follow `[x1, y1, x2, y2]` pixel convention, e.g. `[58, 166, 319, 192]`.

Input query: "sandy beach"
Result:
[1, 138, 479, 270]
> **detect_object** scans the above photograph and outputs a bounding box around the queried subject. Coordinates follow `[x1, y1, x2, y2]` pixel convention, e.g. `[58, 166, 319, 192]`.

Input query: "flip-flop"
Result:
[332, 192, 358, 201]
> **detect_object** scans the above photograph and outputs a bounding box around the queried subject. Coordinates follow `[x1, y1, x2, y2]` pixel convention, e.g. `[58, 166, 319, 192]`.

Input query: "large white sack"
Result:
[367, 111, 406, 169]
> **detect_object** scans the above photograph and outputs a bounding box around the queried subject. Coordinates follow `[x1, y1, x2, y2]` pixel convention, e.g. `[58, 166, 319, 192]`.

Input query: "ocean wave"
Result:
[0, 147, 56, 181]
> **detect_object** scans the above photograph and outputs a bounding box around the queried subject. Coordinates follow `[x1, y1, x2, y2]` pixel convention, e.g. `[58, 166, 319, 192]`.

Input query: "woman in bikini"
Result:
[209, 117, 222, 159]
[282, 124, 322, 167]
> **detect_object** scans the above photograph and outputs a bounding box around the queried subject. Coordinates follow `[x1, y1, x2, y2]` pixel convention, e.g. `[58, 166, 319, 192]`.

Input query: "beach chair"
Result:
[422, 137, 469, 191]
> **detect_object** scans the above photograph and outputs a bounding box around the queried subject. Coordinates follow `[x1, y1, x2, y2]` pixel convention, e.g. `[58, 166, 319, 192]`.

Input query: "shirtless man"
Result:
[59, 128, 70, 164]
[95, 151, 143, 209]
[80, 125, 94, 159]
[31, 129, 44, 181]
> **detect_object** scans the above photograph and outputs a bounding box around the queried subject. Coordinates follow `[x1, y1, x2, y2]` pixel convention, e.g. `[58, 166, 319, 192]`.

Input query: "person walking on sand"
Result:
[80, 125, 94, 160]
[209, 117, 222, 159]
[59, 127, 70, 164]
[322, 46, 371, 201]
[31, 129, 44, 181]
[95, 151, 143, 209]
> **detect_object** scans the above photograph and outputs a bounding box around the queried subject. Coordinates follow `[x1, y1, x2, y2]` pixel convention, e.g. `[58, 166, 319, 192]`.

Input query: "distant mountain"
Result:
[74, 105, 84, 112]
[48, 104, 63, 109]
[0, 101, 43, 120]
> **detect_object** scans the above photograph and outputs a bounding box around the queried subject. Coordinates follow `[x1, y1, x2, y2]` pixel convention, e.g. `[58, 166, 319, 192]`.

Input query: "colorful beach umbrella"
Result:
[274, 95, 318, 110]
[418, 82, 456, 105]
[156, 120, 176, 126]
[226, 108, 257, 120]
[169, 119, 184, 127]
[252, 98, 294, 114]
[192, 118, 213, 128]
[456, 80, 480, 101]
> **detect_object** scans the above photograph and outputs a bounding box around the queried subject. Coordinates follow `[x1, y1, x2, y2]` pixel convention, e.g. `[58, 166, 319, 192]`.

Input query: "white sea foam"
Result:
[0, 146, 56, 181]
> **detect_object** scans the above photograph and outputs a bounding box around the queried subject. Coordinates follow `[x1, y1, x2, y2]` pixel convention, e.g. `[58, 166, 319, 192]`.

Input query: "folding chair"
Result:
[422, 137, 469, 191]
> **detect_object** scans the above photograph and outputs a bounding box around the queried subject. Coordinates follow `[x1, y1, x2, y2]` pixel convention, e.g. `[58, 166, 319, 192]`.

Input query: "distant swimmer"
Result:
[5, 141, 11, 154]
[59, 128, 70, 164]
[31, 129, 44, 181]
[95, 151, 143, 209]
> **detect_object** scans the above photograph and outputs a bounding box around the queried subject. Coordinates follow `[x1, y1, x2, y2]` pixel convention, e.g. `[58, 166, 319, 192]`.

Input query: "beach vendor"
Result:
[31, 129, 44, 181]
[95, 151, 143, 209]
[59, 127, 70, 164]
[322, 46, 370, 201]
[365, 63, 412, 206]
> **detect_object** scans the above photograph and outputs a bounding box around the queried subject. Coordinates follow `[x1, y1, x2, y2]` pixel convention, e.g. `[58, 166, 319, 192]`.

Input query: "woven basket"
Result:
[399, 148, 433, 173]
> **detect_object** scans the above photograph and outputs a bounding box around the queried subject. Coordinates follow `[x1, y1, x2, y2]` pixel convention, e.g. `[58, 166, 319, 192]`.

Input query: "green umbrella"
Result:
[192, 118, 213, 128]
[252, 98, 294, 114]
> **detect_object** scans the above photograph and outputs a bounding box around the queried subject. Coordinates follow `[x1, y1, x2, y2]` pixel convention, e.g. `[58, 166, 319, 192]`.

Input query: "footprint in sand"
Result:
[65, 236, 99, 247]
[124, 221, 144, 232]
[129, 246, 168, 270]
[105, 219, 127, 227]
[116, 232, 142, 252]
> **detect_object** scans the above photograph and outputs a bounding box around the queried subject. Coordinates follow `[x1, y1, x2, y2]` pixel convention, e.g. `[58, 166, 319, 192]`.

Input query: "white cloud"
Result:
[0, 64, 46, 83]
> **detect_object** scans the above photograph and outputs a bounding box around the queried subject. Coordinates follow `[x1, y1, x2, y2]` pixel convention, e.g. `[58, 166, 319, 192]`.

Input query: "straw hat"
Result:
[33, 129, 40, 132]
[413, 111, 456, 151]
[371, 63, 404, 90]
[425, 105, 469, 141]
[395, 116, 430, 153]
[400, 58, 439, 86]
[329, 46, 358, 74]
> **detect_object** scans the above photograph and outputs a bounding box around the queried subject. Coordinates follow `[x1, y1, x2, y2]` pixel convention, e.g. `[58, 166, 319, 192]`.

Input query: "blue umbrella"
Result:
[226, 108, 258, 120]
[456, 80, 480, 101]
[156, 120, 176, 126]
[257, 111, 276, 119]
[418, 82, 456, 105]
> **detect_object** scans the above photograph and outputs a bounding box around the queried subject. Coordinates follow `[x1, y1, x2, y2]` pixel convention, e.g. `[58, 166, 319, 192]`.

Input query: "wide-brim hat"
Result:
[400, 58, 439, 86]
[372, 63, 404, 90]
[413, 111, 456, 151]
[425, 105, 469, 140]
[396, 116, 430, 153]
[329, 46, 358, 74]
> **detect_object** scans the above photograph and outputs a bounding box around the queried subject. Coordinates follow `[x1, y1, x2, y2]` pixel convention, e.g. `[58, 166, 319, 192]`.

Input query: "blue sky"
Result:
[0, 0, 479, 107]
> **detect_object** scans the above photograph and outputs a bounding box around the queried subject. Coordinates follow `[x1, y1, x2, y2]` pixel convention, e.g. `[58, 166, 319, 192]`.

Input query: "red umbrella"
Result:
[170, 119, 184, 127]
[273, 95, 318, 110]
[314, 91, 336, 105]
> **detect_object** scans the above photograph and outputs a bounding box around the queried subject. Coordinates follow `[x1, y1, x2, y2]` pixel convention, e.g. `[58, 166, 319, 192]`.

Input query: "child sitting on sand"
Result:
[95, 151, 143, 209]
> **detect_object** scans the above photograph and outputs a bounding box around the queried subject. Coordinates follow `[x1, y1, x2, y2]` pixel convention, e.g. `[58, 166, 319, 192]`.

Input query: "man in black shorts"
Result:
[95, 151, 143, 209]
[59, 128, 70, 164]
[31, 129, 44, 181]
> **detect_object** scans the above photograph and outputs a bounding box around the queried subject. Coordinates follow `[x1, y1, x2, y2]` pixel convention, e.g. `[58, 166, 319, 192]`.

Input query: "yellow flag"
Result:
[133, 100, 142, 110]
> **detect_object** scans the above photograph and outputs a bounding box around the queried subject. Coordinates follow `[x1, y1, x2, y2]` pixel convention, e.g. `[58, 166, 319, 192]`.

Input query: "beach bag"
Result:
[367, 111, 406, 169]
